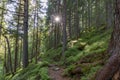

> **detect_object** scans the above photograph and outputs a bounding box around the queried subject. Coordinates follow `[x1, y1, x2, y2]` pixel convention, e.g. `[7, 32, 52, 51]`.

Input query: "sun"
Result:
[55, 16, 61, 22]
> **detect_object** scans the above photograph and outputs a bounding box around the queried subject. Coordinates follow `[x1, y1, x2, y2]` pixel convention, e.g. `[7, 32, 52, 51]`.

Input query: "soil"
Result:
[48, 65, 71, 80]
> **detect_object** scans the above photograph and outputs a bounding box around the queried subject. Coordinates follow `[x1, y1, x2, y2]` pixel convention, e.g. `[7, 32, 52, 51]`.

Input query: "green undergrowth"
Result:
[81, 65, 102, 80]
[44, 28, 112, 80]
[65, 29, 111, 80]
[42, 47, 62, 64]
[0, 63, 4, 80]
[6, 61, 50, 80]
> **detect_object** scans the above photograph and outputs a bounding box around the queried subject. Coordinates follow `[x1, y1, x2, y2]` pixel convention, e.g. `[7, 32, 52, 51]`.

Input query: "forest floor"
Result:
[48, 64, 71, 80]
[4, 29, 112, 80]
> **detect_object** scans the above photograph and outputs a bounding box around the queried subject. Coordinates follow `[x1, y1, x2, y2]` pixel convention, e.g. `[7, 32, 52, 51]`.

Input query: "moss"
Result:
[39, 67, 50, 80]
[81, 66, 102, 80]
[9, 62, 50, 80]
[10, 28, 111, 80]
[64, 64, 76, 76]
[43, 47, 62, 62]
[65, 48, 80, 57]
[62, 29, 112, 80]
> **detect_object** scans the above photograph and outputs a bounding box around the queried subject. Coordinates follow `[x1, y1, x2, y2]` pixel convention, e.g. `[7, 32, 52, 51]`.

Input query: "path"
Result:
[48, 65, 71, 80]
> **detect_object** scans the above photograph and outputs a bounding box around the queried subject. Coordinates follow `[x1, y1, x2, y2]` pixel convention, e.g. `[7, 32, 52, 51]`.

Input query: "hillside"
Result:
[4, 28, 112, 80]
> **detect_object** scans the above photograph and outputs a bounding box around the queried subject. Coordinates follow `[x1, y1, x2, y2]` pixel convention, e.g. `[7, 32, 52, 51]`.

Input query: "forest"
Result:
[0, 0, 119, 80]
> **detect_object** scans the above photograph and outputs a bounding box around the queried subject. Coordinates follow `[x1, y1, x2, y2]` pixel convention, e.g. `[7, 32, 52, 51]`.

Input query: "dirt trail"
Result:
[48, 65, 71, 80]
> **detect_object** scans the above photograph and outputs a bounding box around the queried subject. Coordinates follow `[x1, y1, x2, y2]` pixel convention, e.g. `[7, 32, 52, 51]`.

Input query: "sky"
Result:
[41, 0, 48, 6]
[4, 0, 48, 27]
[41, 0, 48, 15]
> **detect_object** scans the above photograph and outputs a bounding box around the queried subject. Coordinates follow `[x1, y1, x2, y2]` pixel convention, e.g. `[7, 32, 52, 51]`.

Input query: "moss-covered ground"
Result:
[43, 28, 112, 80]
[3, 28, 112, 80]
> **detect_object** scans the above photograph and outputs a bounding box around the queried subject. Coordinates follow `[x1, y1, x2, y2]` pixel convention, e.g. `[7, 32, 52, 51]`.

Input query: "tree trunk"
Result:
[0, 1, 4, 39]
[4, 36, 13, 75]
[35, 5, 39, 64]
[106, 0, 113, 28]
[96, 0, 120, 79]
[62, 0, 67, 59]
[19, 39, 22, 68]
[68, 8, 72, 39]
[95, 0, 100, 28]
[75, 0, 80, 39]
[4, 42, 7, 73]
[23, 0, 29, 68]
[14, 0, 21, 72]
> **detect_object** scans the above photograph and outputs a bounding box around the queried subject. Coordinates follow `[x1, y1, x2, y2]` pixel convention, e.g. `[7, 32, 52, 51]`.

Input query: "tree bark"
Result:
[23, 0, 29, 68]
[68, 8, 72, 39]
[4, 42, 7, 73]
[106, 0, 113, 28]
[4, 36, 13, 75]
[62, 0, 67, 59]
[96, 0, 120, 79]
[0, 1, 4, 39]
[14, 0, 21, 72]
